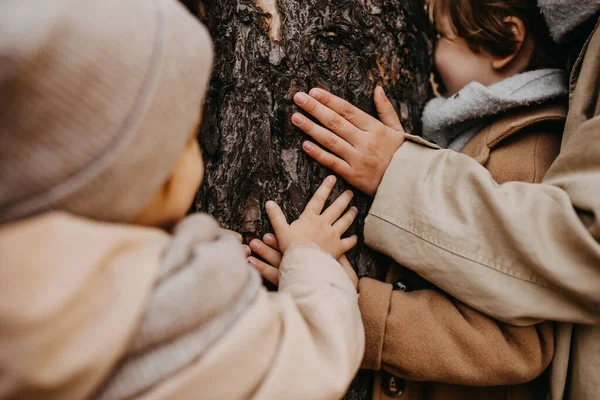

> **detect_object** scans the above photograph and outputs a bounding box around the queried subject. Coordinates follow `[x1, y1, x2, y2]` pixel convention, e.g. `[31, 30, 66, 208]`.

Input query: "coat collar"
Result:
[461, 103, 567, 165]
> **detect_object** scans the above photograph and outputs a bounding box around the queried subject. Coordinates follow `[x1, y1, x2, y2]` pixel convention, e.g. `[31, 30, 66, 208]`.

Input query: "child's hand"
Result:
[264, 175, 358, 259]
[291, 86, 405, 197]
[248, 233, 359, 290]
[247, 234, 284, 286]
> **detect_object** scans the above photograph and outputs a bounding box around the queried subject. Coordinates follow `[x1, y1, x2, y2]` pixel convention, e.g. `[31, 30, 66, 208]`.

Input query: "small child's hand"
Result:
[249, 233, 358, 291]
[247, 233, 284, 286]
[291, 86, 405, 197]
[264, 175, 358, 259]
[248, 233, 282, 285]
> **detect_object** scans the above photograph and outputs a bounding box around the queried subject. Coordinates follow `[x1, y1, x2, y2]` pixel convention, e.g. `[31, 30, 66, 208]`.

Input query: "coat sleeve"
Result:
[94, 215, 364, 400]
[358, 277, 554, 386]
[364, 115, 600, 326]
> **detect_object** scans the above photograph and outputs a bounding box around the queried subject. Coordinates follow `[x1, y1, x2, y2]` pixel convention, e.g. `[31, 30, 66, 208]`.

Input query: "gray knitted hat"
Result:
[0, 0, 213, 224]
[538, 0, 600, 41]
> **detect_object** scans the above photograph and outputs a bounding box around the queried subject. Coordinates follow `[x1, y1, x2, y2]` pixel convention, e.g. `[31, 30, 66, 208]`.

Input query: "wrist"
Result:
[366, 178, 382, 198]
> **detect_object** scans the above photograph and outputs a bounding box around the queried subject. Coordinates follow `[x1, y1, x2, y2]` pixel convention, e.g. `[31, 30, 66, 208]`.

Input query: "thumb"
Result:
[374, 86, 404, 132]
[265, 201, 288, 239]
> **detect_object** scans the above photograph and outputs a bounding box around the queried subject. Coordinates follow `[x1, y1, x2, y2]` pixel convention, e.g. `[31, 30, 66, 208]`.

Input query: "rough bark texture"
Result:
[181, 0, 432, 398]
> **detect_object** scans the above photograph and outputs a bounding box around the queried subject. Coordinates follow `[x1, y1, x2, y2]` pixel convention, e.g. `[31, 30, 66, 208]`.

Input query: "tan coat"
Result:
[364, 18, 600, 400]
[0, 213, 364, 399]
[360, 103, 566, 400]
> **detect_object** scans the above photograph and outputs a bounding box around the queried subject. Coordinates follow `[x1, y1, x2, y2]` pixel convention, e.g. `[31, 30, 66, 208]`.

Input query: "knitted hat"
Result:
[0, 0, 213, 224]
[538, 0, 600, 42]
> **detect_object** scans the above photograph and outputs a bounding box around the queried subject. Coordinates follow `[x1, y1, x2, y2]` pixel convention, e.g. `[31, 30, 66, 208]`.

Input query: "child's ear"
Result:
[492, 16, 527, 71]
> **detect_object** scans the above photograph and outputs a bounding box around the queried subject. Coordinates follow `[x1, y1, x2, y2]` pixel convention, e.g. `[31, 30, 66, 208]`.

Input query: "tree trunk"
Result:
[182, 0, 432, 398]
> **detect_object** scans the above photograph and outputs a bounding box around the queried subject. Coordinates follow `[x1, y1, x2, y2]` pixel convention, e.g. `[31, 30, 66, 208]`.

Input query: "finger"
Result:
[338, 254, 352, 269]
[250, 239, 283, 267]
[248, 256, 280, 286]
[303, 175, 336, 215]
[265, 201, 288, 238]
[263, 233, 280, 251]
[309, 88, 380, 131]
[292, 113, 354, 159]
[302, 141, 352, 177]
[341, 235, 358, 253]
[374, 86, 405, 132]
[321, 190, 354, 223]
[293, 92, 362, 143]
[333, 206, 358, 234]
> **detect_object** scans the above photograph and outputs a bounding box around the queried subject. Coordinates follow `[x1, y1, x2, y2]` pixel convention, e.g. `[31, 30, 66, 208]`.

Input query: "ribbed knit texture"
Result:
[0, 0, 213, 223]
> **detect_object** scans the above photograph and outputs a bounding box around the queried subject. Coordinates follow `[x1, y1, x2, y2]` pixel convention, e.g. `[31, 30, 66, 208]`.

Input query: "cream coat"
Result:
[0, 213, 364, 399]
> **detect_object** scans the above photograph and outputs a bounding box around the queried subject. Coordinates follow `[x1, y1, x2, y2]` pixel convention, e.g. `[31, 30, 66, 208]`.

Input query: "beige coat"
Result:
[360, 103, 565, 400]
[0, 212, 364, 399]
[364, 18, 600, 400]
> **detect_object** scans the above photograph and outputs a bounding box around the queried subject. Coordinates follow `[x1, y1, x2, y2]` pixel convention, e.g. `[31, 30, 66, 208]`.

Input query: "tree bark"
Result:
[181, 0, 432, 398]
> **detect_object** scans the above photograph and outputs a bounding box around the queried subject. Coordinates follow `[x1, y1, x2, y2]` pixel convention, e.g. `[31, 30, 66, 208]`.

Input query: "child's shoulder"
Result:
[462, 102, 566, 160]
[0, 211, 170, 287]
[462, 102, 567, 184]
[0, 211, 170, 365]
[0, 211, 170, 251]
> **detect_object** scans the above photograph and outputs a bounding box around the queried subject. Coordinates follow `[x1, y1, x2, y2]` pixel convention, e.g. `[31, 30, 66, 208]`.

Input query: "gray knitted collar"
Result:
[538, 0, 600, 42]
[422, 69, 568, 151]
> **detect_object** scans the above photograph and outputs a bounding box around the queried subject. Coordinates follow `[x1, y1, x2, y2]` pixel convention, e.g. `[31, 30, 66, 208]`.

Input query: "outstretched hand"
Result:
[248, 176, 359, 289]
[292, 86, 405, 197]
[264, 176, 358, 258]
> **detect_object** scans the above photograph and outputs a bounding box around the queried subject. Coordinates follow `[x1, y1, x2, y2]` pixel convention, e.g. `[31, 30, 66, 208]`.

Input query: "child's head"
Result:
[428, 0, 564, 96]
[0, 0, 213, 229]
[131, 120, 206, 229]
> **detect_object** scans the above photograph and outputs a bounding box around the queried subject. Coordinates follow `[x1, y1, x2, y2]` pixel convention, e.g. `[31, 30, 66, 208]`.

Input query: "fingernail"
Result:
[292, 113, 305, 125]
[294, 92, 308, 105]
[303, 141, 313, 151]
[264, 233, 275, 243]
[247, 257, 256, 266]
[265, 201, 275, 211]
[309, 88, 321, 99]
[326, 175, 337, 184]
[243, 245, 251, 256]
[351, 206, 358, 212]
[249, 240, 260, 250]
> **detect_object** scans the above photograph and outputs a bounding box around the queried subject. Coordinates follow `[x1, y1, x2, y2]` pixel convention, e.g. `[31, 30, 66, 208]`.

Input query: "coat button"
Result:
[392, 279, 410, 292]
[382, 370, 405, 397]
